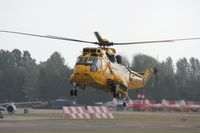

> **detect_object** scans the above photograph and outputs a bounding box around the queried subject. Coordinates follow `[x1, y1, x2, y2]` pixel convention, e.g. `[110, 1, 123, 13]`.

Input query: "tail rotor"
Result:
[152, 56, 160, 88]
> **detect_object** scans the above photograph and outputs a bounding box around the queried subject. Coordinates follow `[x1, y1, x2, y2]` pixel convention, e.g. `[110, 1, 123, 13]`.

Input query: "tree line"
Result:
[0, 49, 199, 104]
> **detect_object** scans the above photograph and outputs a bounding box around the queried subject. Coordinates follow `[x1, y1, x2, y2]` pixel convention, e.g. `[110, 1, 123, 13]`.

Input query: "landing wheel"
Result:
[74, 89, 78, 96]
[110, 84, 117, 98]
[116, 91, 122, 98]
[110, 84, 116, 92]
[70, 89, 78, 96]
[123, 102, 127, 107]
[70, 89, 73, 96]
[113, 93, 117, 98]
[123, 93, 130, 107]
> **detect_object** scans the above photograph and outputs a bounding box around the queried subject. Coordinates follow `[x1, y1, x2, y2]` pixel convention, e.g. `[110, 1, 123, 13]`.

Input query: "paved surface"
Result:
[0, 109, 200, 132]
[0, 120, 200, 132]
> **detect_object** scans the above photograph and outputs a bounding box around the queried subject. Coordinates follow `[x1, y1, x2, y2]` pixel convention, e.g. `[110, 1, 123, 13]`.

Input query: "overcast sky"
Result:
[0, 0, 200, 67]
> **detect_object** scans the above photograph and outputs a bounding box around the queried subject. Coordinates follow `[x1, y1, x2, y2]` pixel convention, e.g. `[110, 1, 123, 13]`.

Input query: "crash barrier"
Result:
[87, 106, 114, 119]
[63, 106, 114, 119]
[63, 106, 91, 119]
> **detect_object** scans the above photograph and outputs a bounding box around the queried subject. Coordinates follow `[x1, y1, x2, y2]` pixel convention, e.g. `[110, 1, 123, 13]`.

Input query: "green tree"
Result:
[0, 49, 25, 102]
[22, 51, 40, 101]
[158, 57, 177, 100]
[38, 52, 71, 100]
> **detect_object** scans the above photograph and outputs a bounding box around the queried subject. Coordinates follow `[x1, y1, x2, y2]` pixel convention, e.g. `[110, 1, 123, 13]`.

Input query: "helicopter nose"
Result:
[74, 65, 90, 73]
[70, 65, 95, 84]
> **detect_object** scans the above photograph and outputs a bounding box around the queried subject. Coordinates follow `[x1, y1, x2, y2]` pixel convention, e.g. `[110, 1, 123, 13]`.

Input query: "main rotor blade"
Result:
[1, 30, 200, 46]
[113, 38, 200, 45]
[94, 32, 104, 43]
[0, 30, 98, 44]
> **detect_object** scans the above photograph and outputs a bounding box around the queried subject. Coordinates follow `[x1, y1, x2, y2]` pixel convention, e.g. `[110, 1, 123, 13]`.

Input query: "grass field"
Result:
[0, 109, 200, 133]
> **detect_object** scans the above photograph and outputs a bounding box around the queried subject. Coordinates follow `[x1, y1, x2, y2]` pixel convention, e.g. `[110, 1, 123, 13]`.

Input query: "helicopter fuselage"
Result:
[70, 47, 153, 97]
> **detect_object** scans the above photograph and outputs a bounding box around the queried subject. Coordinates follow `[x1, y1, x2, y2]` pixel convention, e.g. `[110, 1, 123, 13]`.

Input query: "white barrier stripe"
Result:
[88, 106, 94, 113]
[95, 106, 101, 113]
[108, 113, 114, 119]
[66, 107, 70, 113]
[86, 113, 91, 119]
[71, 113, 76, 119]
[79, 107, 84, 113]
[65, 107, 72, 114]
[62, 107, 66, 113]
[104, 106, 109, 113]
[71, 107, 77, 113]
[63, 107, 67, 113]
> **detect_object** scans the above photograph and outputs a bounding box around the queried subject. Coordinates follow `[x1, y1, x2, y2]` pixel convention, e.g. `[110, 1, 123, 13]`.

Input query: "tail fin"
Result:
[141, 68, 154, 87]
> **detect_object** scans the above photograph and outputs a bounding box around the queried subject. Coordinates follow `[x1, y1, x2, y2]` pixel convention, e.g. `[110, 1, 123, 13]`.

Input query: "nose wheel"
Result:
[70, 89, 78, 96]
[123, 92, 130, 107]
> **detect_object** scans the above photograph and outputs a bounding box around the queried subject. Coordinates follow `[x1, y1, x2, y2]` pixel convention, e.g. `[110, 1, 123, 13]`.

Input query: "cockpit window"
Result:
[76, 57, 83, 64]
[76, 57, 96, 65]
[76, 57, 102, 71]
[83, 57, 95, 64]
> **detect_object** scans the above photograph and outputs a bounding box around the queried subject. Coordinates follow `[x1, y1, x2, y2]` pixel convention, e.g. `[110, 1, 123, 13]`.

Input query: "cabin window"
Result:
[91, 58, 102, 72]
[96, 58, 102, 70]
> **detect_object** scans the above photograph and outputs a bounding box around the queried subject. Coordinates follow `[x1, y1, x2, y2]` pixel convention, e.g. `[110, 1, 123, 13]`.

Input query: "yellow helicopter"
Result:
[0, 30, 200, 105]
[69, 32, 154, 102]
